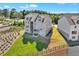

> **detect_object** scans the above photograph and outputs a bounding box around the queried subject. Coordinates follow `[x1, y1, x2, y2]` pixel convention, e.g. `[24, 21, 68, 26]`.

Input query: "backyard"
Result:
[4, 30, 38, 56]
[4, 25, 68, 56]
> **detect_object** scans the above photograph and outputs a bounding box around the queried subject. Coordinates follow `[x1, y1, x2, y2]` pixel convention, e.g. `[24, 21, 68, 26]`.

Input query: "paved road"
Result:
[68, 46, 79, 56]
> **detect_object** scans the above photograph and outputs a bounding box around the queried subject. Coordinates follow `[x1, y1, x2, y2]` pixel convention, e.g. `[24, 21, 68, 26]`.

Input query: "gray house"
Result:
[24, 13, 52, 37]
[58, 14, 79, 46]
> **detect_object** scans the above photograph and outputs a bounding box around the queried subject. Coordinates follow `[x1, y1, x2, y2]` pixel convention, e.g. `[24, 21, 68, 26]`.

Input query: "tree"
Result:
[21, 10, 26, 19]
[2, 9, 9, 18]
[54, 16, 59, 24]
[51, 15, 56, 24]
[0, 16, 5, 20]
[51, 14, 59, 24]
[17, 12, 23, 19]
[0, 9, 3, 16]
[10, 8, 17, 19]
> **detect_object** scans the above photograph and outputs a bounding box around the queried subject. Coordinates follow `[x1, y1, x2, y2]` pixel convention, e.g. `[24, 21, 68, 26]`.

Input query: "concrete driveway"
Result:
[68, 46, 79, 56]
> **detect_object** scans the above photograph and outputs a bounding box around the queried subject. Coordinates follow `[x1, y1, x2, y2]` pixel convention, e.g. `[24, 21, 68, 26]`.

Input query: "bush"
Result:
[51, 15, 59, 24]
[13, 21, 24, 27]
[0, 16, 5, 21]
[23, 37, 48, 51]
[36, 41, 47, 51]
[23, 37, 34, 44]
[23, 33, 48, 51]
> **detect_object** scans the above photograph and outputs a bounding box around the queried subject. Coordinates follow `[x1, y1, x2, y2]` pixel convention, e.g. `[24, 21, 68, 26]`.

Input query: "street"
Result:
[68, 46, 79, 56]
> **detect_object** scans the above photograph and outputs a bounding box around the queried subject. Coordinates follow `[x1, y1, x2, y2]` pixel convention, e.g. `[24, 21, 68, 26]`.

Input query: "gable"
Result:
[35, 15, 46, 23]
[25, 13, 39, 22]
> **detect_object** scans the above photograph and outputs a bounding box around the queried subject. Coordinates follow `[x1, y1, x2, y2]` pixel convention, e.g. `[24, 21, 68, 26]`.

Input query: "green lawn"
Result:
[4, 31, 38, 56]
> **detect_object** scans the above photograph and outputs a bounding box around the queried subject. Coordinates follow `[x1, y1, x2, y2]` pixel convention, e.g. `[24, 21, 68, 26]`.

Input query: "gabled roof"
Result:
[62, 14, 79, 25]
[25, 13, 50, 22]
[25, 13, 39, 22]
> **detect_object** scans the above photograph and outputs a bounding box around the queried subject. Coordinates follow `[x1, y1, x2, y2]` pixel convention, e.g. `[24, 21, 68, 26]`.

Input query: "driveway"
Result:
[68, 46, 79, 56]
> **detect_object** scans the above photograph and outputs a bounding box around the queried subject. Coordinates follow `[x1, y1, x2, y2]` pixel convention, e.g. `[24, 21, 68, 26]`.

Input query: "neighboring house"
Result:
[24, 13, 52, 37]
[58, 14, 79, 44]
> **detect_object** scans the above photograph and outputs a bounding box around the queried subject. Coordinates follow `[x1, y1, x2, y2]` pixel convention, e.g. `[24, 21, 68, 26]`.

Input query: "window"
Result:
[30, 17, 32, 20]
[34, 33, 38, 36]
[75, 26, 76, 28]
[26, 29, 29, 31]
[26, 25, 29, 28]
[26, 17, 28, 20]
[26, 17, 32, 20]
[40, 28, 42, 30]
[34, 29, 38, 31]
[72, 36, 75, 39]
[77, 20, 79, 24]
[26, 21, 29, 23]
[38, 18, 41, 21]
[72, 31, 77, 34]
[42, 18, 44, 22]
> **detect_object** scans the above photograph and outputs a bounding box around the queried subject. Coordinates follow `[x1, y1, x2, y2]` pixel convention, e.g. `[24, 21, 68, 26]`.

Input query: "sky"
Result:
[0, 3, 79, 13]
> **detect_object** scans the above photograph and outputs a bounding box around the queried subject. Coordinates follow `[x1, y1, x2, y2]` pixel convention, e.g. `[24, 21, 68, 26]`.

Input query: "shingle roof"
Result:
[62, 14, 79, 25]
[25, 13, 49, 22]
[25, 13, 39, 22]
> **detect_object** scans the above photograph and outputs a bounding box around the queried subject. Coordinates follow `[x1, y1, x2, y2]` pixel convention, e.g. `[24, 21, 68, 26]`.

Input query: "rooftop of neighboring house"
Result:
[60, 14, 79, 25]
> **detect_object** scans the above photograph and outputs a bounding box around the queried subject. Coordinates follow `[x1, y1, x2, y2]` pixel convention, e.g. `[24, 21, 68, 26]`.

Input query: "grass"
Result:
[4, 25, 68, 56]
[48, 25, 68, 49]
[52, 25, 68, 46]
[4, 31, 38, 56]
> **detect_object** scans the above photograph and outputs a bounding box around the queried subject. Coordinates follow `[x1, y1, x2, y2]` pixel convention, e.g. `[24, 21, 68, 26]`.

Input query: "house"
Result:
[58, 14, 79, 46]
[24, 13, 52, 37]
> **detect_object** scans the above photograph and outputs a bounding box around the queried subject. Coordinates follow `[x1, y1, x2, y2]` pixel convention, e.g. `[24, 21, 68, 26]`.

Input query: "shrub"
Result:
[23, 36, 48, 51]
[36, 41, 47, 51]
[13, 21, 24, 27]
[23, 37, 34, 44]
[0, 16, 5, 21]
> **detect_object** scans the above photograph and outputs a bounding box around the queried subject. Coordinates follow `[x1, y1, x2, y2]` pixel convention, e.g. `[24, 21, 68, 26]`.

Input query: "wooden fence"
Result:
[27, 43, 68, 56]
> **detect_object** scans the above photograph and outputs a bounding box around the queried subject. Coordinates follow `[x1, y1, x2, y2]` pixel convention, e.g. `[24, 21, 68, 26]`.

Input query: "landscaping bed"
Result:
[23, 33, 50, 51]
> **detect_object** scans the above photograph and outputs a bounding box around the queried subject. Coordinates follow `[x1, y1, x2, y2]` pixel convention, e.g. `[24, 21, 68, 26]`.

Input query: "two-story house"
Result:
[58, 14, 79, 46]
[24, 13, 52, 37]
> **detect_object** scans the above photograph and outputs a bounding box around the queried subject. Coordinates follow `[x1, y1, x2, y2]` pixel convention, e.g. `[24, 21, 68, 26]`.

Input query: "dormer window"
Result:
[38, 19, 41, 21]
[26, 17, 28, 20]
[77, 20, 79, 24]
[26, 17, 32, 21]
[30, 17, 32, 20]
